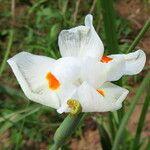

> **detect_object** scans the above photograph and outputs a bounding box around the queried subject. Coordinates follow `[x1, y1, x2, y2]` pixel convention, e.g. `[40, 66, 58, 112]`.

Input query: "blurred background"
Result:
[0, 0, 150, 150]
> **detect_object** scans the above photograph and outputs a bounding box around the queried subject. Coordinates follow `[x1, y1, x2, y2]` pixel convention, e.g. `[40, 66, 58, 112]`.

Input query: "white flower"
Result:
[7, 14, 146, 114]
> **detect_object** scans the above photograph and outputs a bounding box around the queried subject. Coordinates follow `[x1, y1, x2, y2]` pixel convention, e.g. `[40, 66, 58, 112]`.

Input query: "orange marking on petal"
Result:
[46, 72, 60, 90]
[97, 89, 105, 96]
[100, 56, 113, 63]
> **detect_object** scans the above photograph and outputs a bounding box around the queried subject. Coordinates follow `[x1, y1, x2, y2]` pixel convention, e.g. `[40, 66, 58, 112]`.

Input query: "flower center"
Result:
[97, 89, 105, 96]
[46, 72, 60, 90]
[100, 56, 113, 63]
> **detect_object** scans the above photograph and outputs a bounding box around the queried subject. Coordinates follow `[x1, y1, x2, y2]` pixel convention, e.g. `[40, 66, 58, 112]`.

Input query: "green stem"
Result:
[50, 144, 59, 150]
[112, 72, 150, 150]
[50, 113, 85, 150]
[127, 19, 150, 53]
[0, 29, 14, 76]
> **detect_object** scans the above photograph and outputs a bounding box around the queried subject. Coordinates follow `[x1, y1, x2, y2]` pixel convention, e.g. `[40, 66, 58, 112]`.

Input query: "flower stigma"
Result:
[67, 99, 82, 115]
[46, 72, 60, 90]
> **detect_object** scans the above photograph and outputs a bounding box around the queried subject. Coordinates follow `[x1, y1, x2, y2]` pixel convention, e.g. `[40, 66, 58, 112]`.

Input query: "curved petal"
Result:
[81, 57, 107, 88]
[109, 50, 146, 76]
[124, 50, 146, 75]
[7, 52, 60, 108]
[58, 14, 104, 59]
[100, 82, 129, 109]
[72, 82, 128, 112]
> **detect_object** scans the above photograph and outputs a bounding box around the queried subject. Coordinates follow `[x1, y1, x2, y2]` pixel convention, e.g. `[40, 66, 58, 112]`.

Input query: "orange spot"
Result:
[100, 56, 113, 63]
[46, 72, 60, 90]
[97, 89, 105, 96]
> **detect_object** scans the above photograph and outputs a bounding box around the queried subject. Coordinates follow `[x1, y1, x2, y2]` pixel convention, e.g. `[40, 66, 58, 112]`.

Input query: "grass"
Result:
[0, 0, 150, 149]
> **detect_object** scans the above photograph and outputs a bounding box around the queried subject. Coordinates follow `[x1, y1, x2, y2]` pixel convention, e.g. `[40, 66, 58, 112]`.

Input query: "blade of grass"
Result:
[108, 112, 116, 138]
[28, 0, 47, 15]
[100, 0, 118, 54]
[0, 106, 36, 123]
[0, 29, 14, 76]
[132, 85, 150, 150]
[127, 19, 150, 53]
[73, 0, 81, 25]
[0, 104, 40, 123]
[15, 102, 30, 150]
[145, 140, 150, 150]
[0, 84, 26, 100]
[0, 104, 42, 134]
[112, 71, 150, 150]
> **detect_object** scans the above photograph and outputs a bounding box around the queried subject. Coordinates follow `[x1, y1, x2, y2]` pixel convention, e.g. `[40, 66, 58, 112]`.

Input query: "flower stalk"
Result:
[50, 113, 85, 150]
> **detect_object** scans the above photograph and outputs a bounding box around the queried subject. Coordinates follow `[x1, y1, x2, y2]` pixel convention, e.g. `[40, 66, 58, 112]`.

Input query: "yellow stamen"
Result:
[97, 89, 105, 96]
[46, 72, 60, 90]
[67, 99, 82, 115]
[100, 56, 113, 63]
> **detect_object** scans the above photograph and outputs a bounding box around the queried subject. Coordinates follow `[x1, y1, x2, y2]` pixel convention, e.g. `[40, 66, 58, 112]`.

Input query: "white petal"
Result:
[7, 52, 60, 108]
[58, 14, 104, 59]
[56, 83, 77, 105]
[71, 82, 128, 112]
[106, 55, 126, 81]
[57, 103, 71, 114]
[109, 50, 146, 76]
[51, 57, 81, 84]
[124, 50, 146, 75]
[81, 57, 107, 88]
[100, 82, 129, 110]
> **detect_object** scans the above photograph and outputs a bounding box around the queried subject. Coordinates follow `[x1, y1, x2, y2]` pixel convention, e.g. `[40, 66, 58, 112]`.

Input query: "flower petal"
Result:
[58, 14, 104, 59]
[100, 82, 129, 109]
[105, 55, 126, 81]
[56, 83, 77, 109]
[108, 50, 146, 76]
[71, 82, 128, 112]
[7, 52, 60, 108]
[124, 50, 146, 75]
[51, 57, 81, 84]
[81, 57, 107, 88]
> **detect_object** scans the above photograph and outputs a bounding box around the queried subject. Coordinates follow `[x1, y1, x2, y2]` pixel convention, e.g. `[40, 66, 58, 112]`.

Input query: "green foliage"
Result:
[112, 72, 150, 150]
[132, 85, 150, 150]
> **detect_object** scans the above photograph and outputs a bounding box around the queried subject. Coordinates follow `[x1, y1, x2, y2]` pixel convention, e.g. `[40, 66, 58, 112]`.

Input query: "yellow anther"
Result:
[67, 99, 82, 115]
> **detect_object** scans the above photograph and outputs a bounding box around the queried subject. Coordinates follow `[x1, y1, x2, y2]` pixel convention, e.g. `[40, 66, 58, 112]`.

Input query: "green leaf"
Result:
[132, 85, 150, 150]
[100, 0, 118, 54]
[98, 124, 112, 150]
